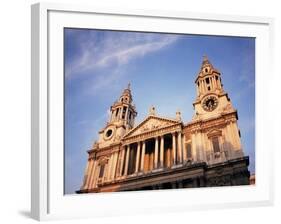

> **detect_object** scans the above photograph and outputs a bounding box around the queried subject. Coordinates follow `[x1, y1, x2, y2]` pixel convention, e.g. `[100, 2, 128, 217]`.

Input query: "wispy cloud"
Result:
[65, 30, 180, 79]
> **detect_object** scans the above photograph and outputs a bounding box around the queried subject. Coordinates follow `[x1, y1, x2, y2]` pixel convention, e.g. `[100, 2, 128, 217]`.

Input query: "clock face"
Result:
[105, 129, 113, 138]
[103, 126, 115, 140]
[202, 95, 218, 112]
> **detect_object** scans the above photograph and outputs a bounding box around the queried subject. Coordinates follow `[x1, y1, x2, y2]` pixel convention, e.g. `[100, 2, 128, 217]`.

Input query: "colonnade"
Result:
[83, 131, 191, 190]
[196, 75, 221, 96]
[109, 131, 186, 179]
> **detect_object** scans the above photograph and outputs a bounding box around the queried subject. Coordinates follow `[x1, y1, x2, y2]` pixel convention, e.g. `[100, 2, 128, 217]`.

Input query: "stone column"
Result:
[199, 132, 206, 162]
[212, 77, 216, 90]
[177, 132, 183, 163]
[230, 121, 241, 150]
[195, 132, 202, 161]
[172, 132, 177, 165]
[89, 161, 98, 188]
[191, 133, 197, 161]
[154, 137, 159, 169]
[140, 141, 146, 171]
[111, 152, 118, 179]
[202, 80, 206, 92]
[106, 156, 111, 181]
[125, 107, 129, 121]
[218, 77, 222, 89]
[183, 135, 187, 162]
[85, 159, 94, 188]
[114, 109, 118, 121]
[115, 151, 120, 177]
[214, 77, 218, 89]
[135, 142, 141, 173]
[160, 135, 164, 168]
[226, 124, 234, 150]
[124, 145, 130, 176]
[119, 107, 123, 120]
[119, 147, 126, 176]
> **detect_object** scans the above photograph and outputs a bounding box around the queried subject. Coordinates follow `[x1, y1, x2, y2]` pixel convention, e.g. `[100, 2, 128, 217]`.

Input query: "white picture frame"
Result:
[31, 2, 274, 221]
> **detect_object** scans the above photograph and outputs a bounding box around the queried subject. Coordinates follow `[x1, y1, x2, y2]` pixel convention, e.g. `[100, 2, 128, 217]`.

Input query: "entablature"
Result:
[122, 123, 182, 145]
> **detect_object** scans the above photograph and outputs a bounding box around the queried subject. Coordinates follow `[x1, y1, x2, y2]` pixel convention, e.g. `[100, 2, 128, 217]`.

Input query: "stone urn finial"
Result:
[149, 106, 156, 116]
[176, 110, 181, 121]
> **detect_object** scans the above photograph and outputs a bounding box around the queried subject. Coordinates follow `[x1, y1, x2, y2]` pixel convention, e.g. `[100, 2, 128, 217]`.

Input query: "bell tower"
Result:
[193, 56, 235, 120]
[97, 84, 137, 147]
[109, 83, 137, 128]
[190, 56, 244, 163]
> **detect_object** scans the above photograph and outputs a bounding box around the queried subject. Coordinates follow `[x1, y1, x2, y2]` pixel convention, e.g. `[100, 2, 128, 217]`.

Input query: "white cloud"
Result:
[65, 31, 180, 79]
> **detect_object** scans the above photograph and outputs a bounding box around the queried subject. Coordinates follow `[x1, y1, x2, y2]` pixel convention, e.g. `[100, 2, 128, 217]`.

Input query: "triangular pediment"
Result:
[207, 129, 222, 138]
[123, 115, 180, 139]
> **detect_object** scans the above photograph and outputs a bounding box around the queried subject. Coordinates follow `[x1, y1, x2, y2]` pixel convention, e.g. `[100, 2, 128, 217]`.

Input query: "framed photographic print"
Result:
[31, 2, 274, 221]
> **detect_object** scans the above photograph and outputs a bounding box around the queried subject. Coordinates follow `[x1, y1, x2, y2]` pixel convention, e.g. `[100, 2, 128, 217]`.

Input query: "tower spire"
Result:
[195, 55, 223, 97]
[107, 84, 137, 130]
[203, 54, 208, 63]
[201, 55, 213, 70]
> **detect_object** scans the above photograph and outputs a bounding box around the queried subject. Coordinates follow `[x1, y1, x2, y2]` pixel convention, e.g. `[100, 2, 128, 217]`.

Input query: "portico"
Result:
[116, 116, 186, 178]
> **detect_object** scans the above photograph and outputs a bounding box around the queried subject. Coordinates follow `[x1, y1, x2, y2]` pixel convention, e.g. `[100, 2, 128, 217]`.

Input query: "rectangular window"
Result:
[212, 137, 220, 153]
[206, 77, 210, 84]
[99, 164, 105, 178]
[186, 143, 192, 158]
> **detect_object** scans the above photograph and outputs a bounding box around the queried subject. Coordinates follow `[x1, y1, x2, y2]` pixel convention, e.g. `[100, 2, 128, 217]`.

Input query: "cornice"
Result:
[122, 123, 182, 145]
[184, 110, 238, 133]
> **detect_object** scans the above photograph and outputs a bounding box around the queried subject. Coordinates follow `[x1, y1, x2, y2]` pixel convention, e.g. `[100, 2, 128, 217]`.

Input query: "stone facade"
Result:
[77, 56, 250, 194]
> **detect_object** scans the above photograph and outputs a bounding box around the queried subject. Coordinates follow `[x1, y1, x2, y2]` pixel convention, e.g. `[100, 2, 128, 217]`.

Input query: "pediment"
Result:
[207, 129, 222, 138]
[123, 115, 180, 139]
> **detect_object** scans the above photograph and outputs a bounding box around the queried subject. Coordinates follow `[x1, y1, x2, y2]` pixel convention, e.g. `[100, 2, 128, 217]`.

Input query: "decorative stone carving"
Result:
[123, 115, 181, 139]
[77, 57, 250, 194]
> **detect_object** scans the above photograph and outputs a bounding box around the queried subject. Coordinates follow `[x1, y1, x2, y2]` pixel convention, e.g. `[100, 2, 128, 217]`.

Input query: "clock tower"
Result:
[187, 56, 244, 164]
[97, 84, 137, 148]
[193, 56, 235, 120]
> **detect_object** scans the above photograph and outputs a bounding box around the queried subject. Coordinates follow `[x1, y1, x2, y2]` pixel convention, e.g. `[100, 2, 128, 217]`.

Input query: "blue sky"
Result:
[64, 28, 255, 194]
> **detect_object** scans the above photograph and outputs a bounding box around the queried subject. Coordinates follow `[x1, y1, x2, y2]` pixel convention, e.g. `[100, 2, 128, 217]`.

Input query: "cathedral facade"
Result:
[77, 56, 250, 193]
